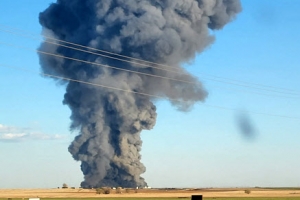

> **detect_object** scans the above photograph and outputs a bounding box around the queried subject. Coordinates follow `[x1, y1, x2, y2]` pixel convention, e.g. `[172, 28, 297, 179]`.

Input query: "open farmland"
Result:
[1, 198, 300, 200]
[0, 188, 300, 199]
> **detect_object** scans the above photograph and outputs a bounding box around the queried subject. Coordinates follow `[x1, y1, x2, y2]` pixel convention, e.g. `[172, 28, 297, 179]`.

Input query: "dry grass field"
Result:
[0, 188, 300, 199]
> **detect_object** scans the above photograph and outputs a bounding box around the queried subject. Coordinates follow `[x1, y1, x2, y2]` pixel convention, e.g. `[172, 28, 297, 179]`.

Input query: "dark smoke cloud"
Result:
[38, 0, 241, 188]
[236, 111, 257, 140]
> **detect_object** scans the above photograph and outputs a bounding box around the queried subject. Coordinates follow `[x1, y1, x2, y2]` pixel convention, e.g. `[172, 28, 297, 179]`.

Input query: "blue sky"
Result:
[0, 0, 299, 188]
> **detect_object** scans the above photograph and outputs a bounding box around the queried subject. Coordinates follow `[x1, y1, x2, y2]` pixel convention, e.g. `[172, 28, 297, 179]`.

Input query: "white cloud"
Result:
[0, 124, 66, 142]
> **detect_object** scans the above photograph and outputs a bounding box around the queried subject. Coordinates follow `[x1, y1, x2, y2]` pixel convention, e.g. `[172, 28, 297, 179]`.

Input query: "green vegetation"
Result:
[205, 198, 300, 200]
[1, 198, 300, 200]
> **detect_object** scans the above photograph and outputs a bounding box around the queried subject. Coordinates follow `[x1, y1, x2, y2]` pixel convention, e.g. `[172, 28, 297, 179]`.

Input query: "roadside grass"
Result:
[2, 198, 300, 200]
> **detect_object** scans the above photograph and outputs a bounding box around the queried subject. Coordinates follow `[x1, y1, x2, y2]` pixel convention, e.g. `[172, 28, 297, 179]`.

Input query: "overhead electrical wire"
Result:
[0, 40, 299, 99]
[1, 35, 296, 100]
[0, 25, 177, 70]
[0, 63, 299, 120]
[0, 24, 299, 96]
[1, 24, 298, 94]
[207, 85, 299, 99]
[0, 41, 198, 85]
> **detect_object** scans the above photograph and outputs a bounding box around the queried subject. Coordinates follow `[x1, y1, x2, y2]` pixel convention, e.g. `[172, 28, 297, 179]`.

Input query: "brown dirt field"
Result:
[0, 188, 300, 198]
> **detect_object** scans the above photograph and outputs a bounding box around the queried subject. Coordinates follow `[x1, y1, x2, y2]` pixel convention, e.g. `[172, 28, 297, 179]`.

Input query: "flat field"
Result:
[0, 188, 300, 199]
[1, 198, 300, 200]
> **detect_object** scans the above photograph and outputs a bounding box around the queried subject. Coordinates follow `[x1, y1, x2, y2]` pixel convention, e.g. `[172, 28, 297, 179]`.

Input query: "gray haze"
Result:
[236, 112, 257, 140]
[38, 0, 241, 188]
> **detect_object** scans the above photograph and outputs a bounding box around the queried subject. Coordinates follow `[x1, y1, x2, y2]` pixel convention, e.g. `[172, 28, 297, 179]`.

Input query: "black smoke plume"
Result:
[38, 0, 241, 188]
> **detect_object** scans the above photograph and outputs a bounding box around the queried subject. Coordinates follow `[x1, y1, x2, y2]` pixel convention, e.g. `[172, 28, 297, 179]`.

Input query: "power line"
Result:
[207, 84, 299, 100]
[0, 25, 175, 70]
[0, 63, 299, 120]
[0, 40, 299, 98]
[0, 41, 197, 85]
[0, 26, 183, 73]
[1, 36, 296, 100]
[0, 24, 299, 95]
[0, 63, 162, 99]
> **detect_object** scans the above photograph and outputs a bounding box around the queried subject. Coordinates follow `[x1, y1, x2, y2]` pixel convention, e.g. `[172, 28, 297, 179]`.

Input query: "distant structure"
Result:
[62, 183, 68, 189]
[191, 195, 203, 200]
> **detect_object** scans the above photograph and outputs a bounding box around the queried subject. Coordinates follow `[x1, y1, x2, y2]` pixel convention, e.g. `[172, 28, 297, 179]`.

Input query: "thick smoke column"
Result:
[39, 0, 241, 188]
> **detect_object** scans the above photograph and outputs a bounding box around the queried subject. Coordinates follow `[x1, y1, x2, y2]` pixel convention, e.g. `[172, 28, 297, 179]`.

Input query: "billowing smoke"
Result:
[38, 0, 241, 188]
